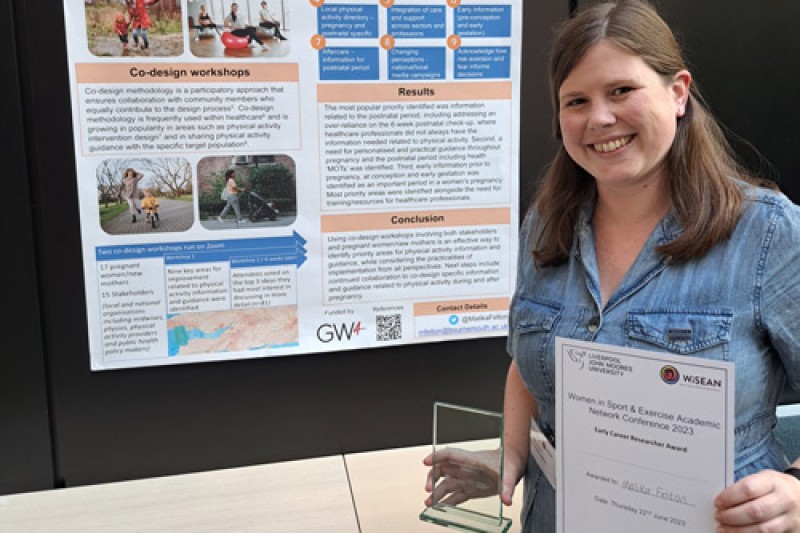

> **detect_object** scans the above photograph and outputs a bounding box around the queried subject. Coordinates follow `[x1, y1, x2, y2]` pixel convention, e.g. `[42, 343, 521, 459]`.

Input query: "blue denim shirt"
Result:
[507, 185, 800, 532]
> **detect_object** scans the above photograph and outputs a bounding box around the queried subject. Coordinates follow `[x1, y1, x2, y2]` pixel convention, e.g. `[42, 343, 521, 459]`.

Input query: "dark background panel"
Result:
[658, 0, 800, 198]
[7, 1, 567, 489]
[518, 2, 566, 211]
[0, 0, 54, 493]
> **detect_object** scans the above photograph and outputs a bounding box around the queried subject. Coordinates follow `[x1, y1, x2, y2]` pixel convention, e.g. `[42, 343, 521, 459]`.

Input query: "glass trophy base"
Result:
[420, 402, 511, 532]
[420, 503, 512, 533]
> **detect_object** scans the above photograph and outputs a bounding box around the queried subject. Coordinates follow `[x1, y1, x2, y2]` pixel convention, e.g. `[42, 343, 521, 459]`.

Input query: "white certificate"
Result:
[555, 337, 734, 532]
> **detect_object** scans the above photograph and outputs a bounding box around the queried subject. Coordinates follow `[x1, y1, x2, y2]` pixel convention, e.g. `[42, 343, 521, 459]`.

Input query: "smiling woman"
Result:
[490, 1, 800, 532]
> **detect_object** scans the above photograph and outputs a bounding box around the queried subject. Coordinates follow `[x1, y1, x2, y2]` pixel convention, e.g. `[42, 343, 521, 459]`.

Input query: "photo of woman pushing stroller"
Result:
[198, 155, 297, 231]
[247, 190, 279, 222]
[217, 170, 279, 224]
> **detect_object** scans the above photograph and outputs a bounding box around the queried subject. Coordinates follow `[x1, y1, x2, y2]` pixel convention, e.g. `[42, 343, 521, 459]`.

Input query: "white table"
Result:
[0, 447, 524, 532]
[0, 456, 359, 532]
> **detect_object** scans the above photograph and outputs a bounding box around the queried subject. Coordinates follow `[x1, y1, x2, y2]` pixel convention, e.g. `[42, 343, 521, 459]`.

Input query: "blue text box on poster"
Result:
[318, 4, 379, 38]
[389, 47, 445, 80]
[319, 47, 380, 81]
[455, 47, 511, 79]
[454, 5, 512, 38]
[388, 5, 447, 39]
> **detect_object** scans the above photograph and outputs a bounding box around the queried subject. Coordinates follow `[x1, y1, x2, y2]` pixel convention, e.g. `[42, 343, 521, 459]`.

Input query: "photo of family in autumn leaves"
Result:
[85, 0, 183, 57]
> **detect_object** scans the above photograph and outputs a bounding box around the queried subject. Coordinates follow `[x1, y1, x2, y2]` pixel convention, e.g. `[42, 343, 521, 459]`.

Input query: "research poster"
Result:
[63, 0, 522, 370]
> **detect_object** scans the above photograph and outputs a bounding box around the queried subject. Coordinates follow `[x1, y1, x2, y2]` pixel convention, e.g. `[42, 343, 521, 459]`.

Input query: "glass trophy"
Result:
[419, 401, 512, 533]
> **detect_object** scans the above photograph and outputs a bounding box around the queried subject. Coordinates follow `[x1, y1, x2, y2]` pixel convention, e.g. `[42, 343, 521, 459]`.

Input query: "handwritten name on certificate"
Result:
[555, 338, 734, 533]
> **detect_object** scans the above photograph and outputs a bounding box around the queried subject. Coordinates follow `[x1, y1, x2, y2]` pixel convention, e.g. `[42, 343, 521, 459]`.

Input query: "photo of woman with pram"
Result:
[197, 155, 297, 231]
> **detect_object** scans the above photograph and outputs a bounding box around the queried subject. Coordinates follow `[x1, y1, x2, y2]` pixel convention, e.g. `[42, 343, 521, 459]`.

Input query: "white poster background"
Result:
[63, 0, 522, 370]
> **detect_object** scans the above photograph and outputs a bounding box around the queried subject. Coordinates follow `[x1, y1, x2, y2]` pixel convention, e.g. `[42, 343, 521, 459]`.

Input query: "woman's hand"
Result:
[715, 469, 800, 531]
[423, 447, 500, 507]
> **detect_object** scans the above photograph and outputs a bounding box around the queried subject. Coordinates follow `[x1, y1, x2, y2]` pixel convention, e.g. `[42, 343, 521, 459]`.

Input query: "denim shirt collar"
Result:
[573, 200, 682, 312]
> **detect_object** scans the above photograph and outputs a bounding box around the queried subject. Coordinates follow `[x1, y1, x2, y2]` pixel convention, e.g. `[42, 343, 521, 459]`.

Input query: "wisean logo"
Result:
[660, 365, 680, 384]
[681, 374, 723, 388]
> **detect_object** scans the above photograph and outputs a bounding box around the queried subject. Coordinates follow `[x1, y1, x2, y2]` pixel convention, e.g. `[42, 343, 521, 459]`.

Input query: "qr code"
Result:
[376, 314, 402, 341]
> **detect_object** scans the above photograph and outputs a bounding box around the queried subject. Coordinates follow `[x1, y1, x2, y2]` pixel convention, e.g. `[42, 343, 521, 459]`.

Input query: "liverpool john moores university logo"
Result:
[566, 347, 586, 370]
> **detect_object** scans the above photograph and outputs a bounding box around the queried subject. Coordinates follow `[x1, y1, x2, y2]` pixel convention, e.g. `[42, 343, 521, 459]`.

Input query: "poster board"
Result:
[63, 0, 521, 370]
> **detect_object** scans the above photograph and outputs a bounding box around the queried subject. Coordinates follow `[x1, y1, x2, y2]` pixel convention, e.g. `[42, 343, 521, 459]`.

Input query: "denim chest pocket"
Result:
[509, 298, 562, 387]
[625, 309, 733, 359]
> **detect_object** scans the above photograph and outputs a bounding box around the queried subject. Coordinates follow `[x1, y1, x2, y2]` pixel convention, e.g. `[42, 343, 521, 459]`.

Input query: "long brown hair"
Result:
[532, 0, 771, 267]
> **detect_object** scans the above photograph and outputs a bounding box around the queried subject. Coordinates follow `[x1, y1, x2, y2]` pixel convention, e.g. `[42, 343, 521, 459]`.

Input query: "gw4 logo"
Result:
[316, 322, 365, 343]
